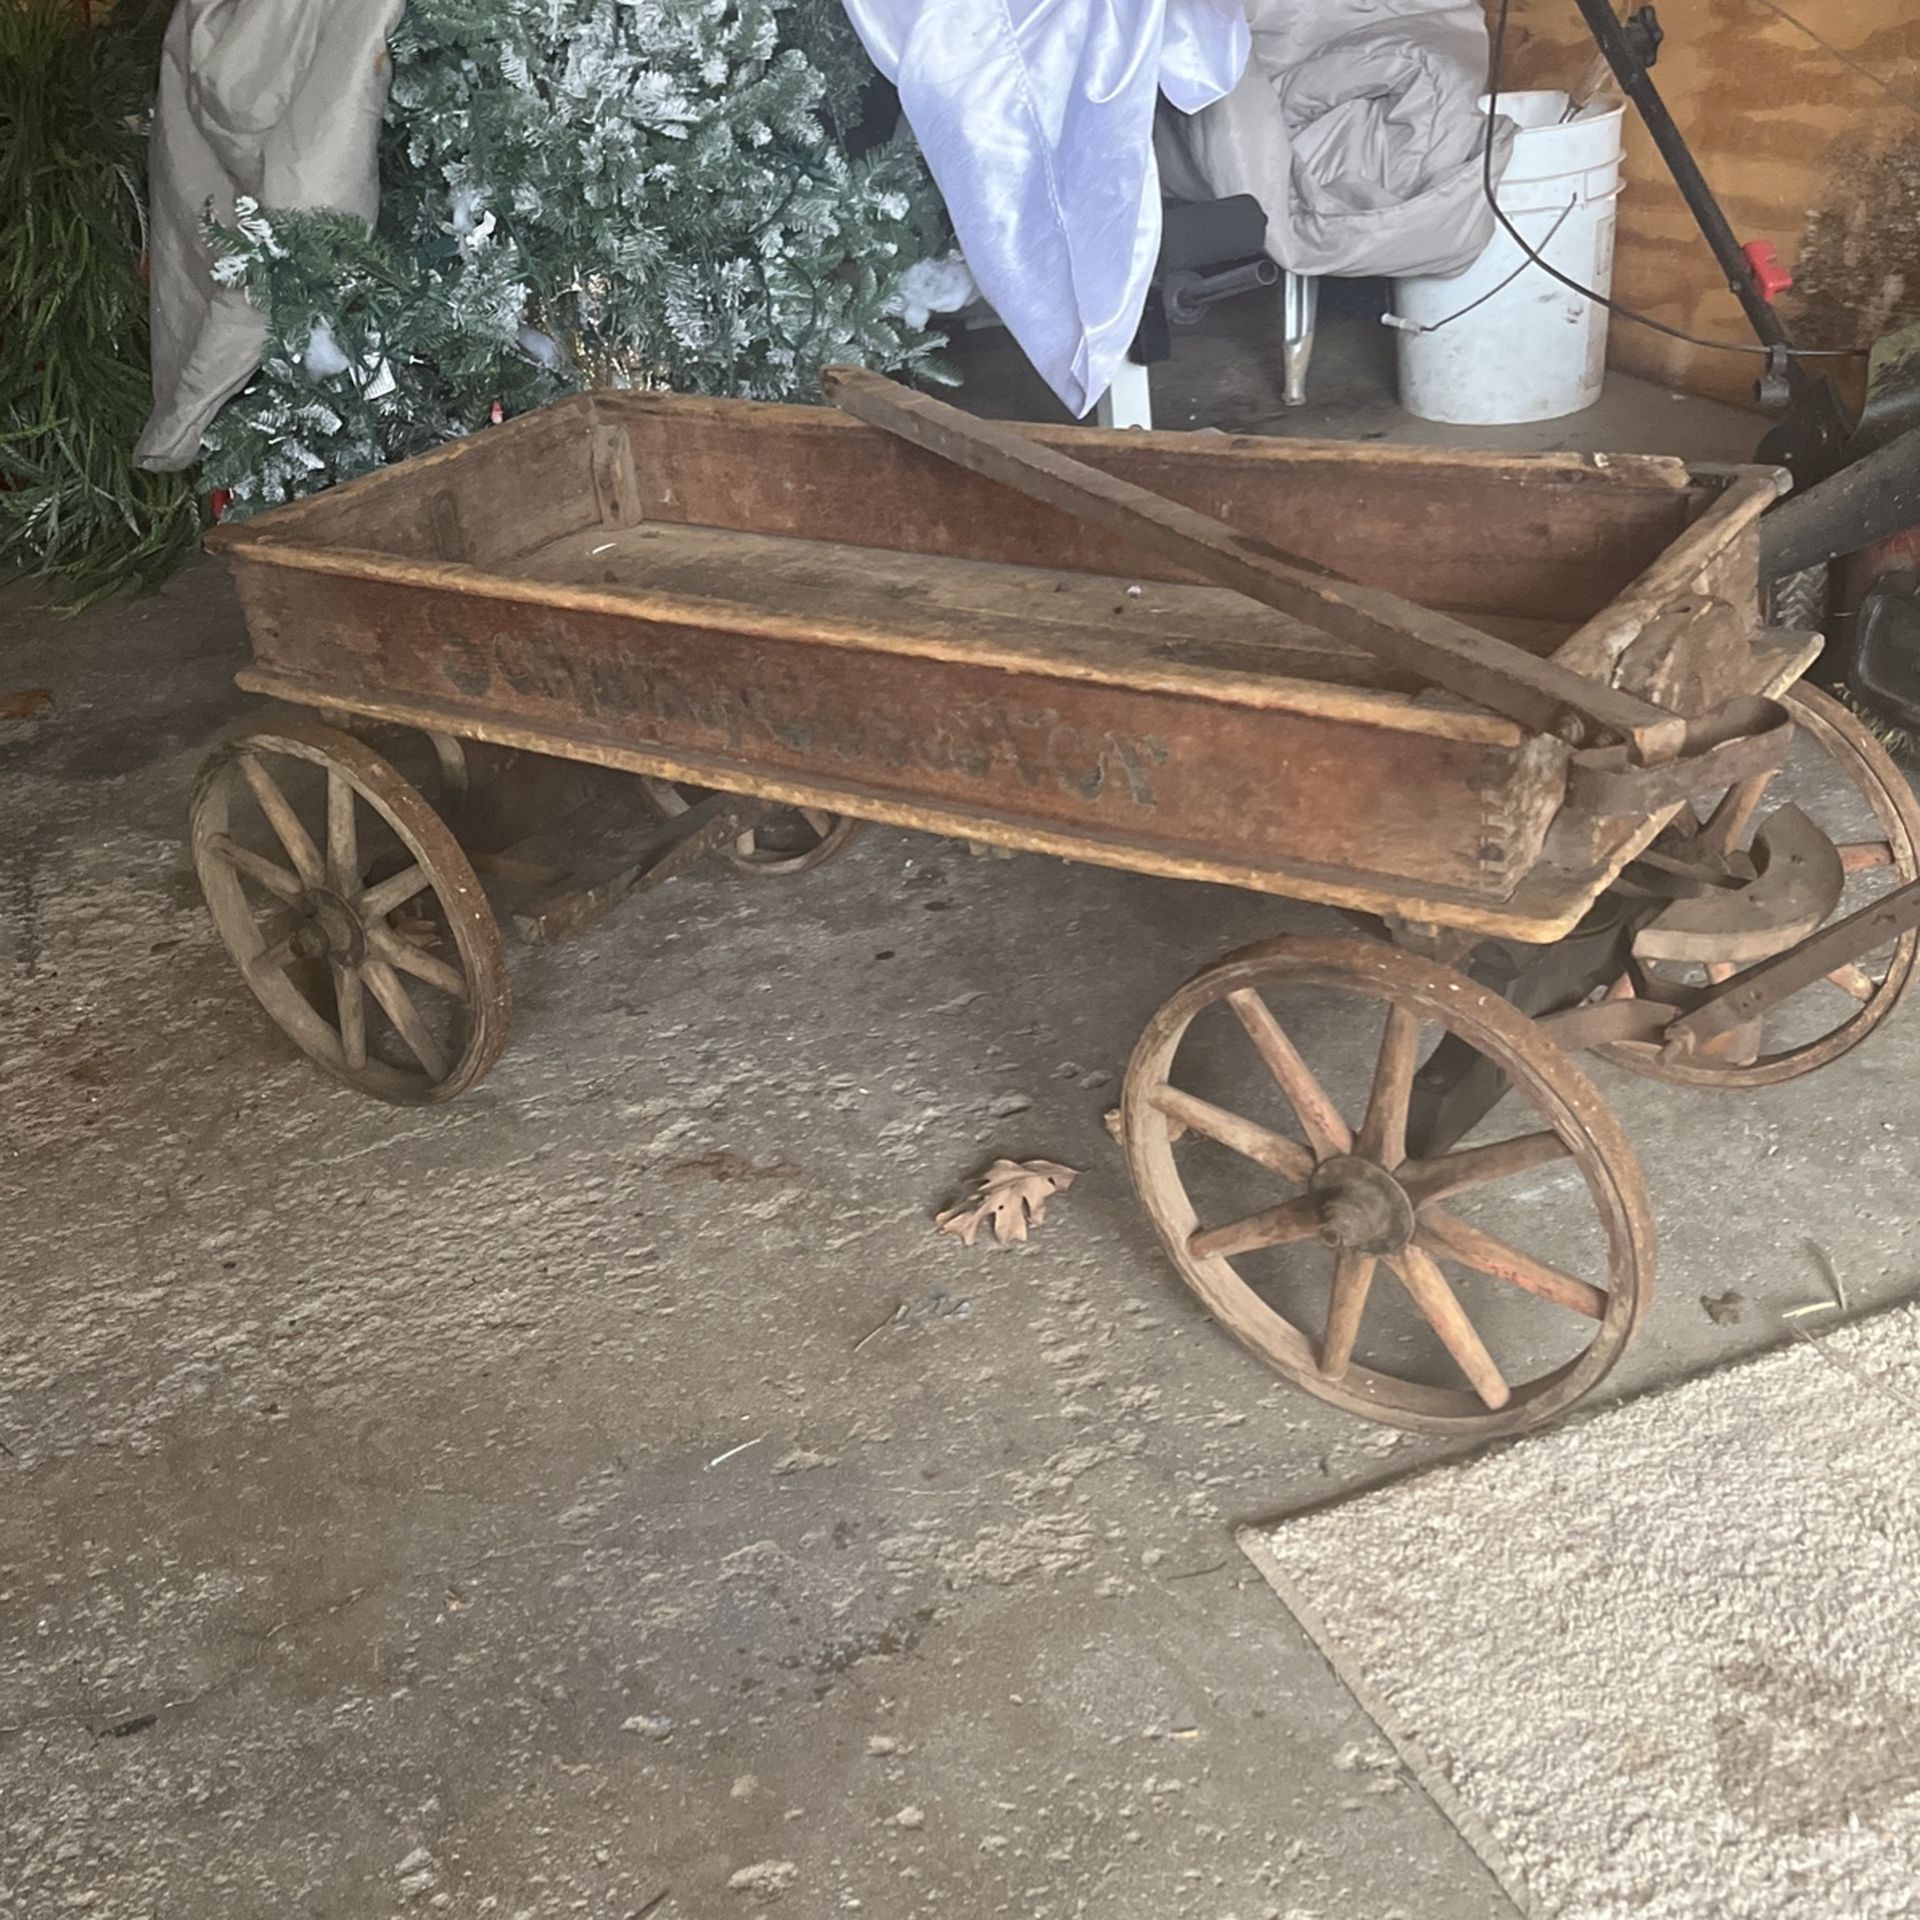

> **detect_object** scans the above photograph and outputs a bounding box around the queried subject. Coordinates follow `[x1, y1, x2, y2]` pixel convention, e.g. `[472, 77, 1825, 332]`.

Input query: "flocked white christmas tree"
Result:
[203, 0, 949, 512]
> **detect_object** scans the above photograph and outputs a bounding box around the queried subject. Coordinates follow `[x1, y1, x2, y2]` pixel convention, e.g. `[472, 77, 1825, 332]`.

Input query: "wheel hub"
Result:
[1309, 1154, 1417, 1255]
[304, 887, 368, 966]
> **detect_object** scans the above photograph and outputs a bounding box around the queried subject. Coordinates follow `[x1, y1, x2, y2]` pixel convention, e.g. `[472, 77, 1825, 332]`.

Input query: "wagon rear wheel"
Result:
[191, 720, 509, 1104]
[1123, 937, 1653, 1437]
[640, 778, 860, 875]
[1600, 681, 1920, 1087]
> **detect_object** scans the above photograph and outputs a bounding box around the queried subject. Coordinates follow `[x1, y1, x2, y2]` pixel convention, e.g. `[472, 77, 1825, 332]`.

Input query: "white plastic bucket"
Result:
[1391, 90, 1625, 425]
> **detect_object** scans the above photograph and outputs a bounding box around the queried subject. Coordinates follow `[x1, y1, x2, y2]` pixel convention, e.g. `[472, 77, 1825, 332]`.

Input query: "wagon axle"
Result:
[283, 889, 373, 968]
[1308, 1157, 1419, 1257]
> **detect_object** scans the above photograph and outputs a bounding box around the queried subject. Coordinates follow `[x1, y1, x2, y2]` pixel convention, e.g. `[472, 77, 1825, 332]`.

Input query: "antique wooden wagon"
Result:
[194, 376, 1920, 1438]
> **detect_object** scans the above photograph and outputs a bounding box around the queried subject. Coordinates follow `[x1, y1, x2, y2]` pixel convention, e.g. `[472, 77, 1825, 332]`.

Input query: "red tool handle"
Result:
[1742, 240, 1793, 304]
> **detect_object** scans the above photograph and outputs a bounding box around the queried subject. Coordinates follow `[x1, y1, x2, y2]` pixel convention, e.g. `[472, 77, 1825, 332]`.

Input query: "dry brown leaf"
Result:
[935, 1158, 1078, 1247]
[0, 689, 52, 722]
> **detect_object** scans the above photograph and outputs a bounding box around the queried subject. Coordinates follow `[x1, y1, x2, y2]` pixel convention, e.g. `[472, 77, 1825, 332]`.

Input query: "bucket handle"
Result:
[1383, 196, 1579, 338]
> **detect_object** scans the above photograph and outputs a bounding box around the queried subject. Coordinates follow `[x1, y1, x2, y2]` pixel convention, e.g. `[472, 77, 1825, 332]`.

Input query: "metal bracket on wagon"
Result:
[1662, 876, 1920, 1058]
[479, 789, 770, 946]
[1563, 695, 1794, 814]
[1632, 804, 1843, 967]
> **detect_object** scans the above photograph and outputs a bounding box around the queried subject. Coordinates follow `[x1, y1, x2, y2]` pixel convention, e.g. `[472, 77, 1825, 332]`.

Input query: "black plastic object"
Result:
[1761, 425, 1920, 579]
[1622, 6, 1664, 66]
[1159, 194, 1268, 274]
[1126, 193, 1275, 367]
[1851, 570, 1920, 725]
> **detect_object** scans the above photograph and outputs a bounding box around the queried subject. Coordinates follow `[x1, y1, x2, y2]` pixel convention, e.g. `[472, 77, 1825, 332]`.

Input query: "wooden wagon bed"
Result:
[216, 392, 1807, 942]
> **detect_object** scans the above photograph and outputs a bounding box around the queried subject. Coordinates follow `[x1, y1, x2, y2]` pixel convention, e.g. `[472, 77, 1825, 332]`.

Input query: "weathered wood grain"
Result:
[823, 367, 1688, 758]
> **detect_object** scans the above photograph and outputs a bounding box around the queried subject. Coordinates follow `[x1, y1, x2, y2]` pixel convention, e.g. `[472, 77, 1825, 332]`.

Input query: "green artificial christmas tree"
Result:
[204, 0, 950, 514]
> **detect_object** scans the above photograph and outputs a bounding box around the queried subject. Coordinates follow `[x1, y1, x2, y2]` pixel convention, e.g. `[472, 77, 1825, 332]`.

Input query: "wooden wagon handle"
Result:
[823, 367, 1690, 765]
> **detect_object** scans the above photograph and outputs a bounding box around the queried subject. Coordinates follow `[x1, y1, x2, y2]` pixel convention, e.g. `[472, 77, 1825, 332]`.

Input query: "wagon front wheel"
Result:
[1123, 937, 1654, 1437]
[191, 720, 510, 1104]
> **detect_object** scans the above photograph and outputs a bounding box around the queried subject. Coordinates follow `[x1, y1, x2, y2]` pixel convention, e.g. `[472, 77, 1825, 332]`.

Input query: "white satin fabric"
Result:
[843, 1, 1250, 418]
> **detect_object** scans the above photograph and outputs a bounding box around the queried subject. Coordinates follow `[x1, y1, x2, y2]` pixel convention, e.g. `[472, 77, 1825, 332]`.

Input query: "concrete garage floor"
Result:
[6, 310, 1919, 1920]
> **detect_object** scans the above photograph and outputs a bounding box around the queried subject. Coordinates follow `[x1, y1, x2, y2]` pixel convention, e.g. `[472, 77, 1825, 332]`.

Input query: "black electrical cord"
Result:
[1482, 0, 1859, 360]
[1393, 194, 1577, 335]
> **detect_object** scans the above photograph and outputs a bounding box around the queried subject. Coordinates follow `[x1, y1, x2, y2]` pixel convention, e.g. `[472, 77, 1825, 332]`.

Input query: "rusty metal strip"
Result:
[1563, 696, 1793, 814]
[1665, 877, 1920, 1053]
[496, 791, 767, 945]
[1541, 998, 1680, 1052]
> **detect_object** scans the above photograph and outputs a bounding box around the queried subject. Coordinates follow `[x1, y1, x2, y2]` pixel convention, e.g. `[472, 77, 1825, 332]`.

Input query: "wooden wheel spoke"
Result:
[326, 769, 359, 893]
[370, 923, 468, 998]
[1226, 988, 1352, 1160]
[1697, 960, 1763, 1064]
[1388, 1245, 1511, 1409]
[247, 932, 304, 978]
[1319, 1250, 1377, 1381]
[801, 808, 835, 838]
[1123, 935, 1657, 1431]
[239, 754, 325, 888]
[334, 962, 367, 1071]
[1839, 839, 1895, 874]
[362, 958, 450, 1080]
[1358, 1003, 1422, 1167]
[1698, 769, 1776, 859]
[1188, 1192, 1324, 1262]
[209, 833, 305, 902]
[1147, 1085, 1314, 1180]
[1827, 962, 1878, 1003]
[360, 862, 430, 920]
[1399, 1130, 1571, 1206]
[1416, 1210, 1607, 1320]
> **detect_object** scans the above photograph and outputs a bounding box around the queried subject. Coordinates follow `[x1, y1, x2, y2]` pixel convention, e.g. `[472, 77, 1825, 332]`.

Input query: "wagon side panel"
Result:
[593, 395, 1706, 626]
[226, 559, 1564, 904]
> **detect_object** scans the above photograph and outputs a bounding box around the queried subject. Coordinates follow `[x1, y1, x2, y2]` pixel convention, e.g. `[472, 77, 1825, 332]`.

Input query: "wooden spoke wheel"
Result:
[1599, 682, 1920, 1088]
[191, 720, 510, 1104]
[1123, 937, 1654, 1437]
[640, 777, 860, 875]
[314, 710, 474, 819]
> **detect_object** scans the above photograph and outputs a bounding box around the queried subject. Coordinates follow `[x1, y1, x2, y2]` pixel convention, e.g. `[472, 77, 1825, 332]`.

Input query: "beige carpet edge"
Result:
[1237, 1522, 1543, 1920]
[1232, 1299, 1920, 1920]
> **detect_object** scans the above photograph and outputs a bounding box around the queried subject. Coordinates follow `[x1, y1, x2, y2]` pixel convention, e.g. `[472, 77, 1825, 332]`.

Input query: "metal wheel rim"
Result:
[191, 721, 509, 1105]
[1124, 936, 1654, 1437]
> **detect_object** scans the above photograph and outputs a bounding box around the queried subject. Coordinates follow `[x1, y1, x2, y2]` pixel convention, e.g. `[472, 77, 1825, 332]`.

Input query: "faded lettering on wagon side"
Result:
[431, 628, 1169, 810]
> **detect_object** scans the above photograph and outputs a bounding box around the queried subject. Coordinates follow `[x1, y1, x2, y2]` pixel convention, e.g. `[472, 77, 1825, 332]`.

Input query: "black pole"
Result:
[1566, 0, 1787, 345]
[1563, 0, 1852, 481]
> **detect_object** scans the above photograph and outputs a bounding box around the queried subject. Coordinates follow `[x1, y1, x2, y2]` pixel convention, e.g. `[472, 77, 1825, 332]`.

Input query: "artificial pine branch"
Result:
[204, 0, 952, 517]
[0, 0, 198, 609]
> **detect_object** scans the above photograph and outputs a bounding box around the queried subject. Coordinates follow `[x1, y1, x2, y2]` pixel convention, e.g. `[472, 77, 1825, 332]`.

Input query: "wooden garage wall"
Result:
[1489, 0, 1920, 410]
